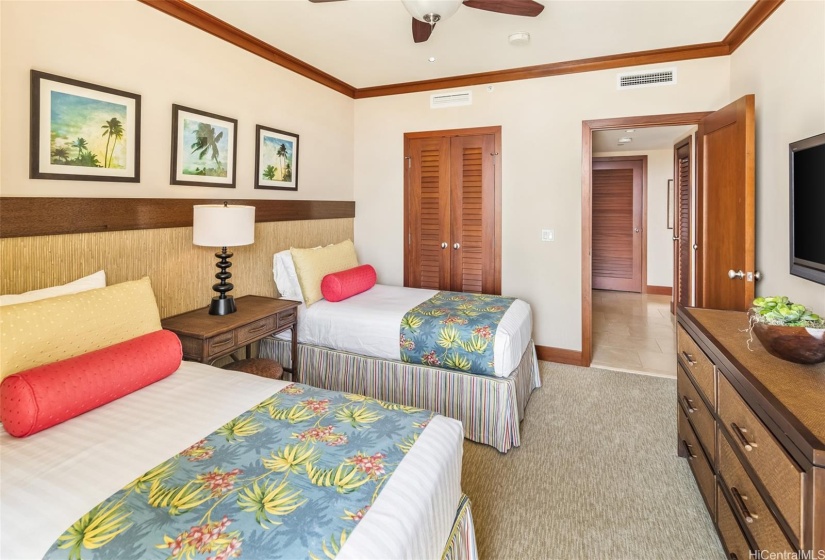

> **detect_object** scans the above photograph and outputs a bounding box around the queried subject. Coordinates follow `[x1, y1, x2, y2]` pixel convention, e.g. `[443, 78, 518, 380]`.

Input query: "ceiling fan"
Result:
[308, 0, 545, 43]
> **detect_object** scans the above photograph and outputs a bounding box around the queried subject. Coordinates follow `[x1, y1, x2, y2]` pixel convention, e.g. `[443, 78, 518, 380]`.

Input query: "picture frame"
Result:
[171, 104, 237, 188]
[255, 125, 299, 191]
[667, 179, 675, 229]
[30, 70, 141, 182]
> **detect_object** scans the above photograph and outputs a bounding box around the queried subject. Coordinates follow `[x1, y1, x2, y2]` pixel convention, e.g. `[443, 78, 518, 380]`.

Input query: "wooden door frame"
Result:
[591, 155, 648, 294]
[672, 135, 693, 313]
[403, 125, 503, 294]
[582, 113, 712, 366]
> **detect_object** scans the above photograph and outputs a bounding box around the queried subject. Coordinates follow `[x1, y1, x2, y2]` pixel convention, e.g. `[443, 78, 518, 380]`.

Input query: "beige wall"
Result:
[593, 149, 675, 289]
[730, 0, 825, 309]
[0, 1, 354, 201]
[354, 58, 730, 350]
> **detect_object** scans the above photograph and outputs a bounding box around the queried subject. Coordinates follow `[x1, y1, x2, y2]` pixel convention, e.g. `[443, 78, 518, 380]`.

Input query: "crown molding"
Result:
[139, 0, 783, 99]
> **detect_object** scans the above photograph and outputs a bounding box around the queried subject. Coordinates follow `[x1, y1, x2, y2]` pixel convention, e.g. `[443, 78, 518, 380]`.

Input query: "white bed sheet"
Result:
[280, 284, 532, 377]
[0, 361, 463, 560]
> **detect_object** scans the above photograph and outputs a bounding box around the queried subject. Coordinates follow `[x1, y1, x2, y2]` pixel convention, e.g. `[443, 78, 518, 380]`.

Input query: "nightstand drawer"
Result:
[207, 331, 236, 357]
[677, 325, 716, 407]
[679, 404, 715, 520]
[237, 316, 276, 345]
[678, 363, 715, 463]
[277, 308, 297, 327]
[717, 483, 753, 560]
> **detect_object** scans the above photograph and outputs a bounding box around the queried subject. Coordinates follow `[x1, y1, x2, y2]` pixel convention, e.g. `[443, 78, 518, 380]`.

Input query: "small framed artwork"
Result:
[171, 104, 237, 188]
[255, 125, 299, 191]
[667, 179, 675, 229]
[30, 70, 141, 182]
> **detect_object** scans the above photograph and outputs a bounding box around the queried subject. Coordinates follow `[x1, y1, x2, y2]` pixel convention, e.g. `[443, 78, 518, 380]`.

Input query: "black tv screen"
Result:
[790, 132, 825, 285]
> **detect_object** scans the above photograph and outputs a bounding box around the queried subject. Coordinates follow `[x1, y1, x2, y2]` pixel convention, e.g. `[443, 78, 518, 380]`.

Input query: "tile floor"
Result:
[591, 289, 678, 378]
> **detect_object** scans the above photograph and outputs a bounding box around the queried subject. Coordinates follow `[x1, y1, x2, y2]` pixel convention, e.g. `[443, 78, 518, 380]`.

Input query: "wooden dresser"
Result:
[677, 307, 825, 558]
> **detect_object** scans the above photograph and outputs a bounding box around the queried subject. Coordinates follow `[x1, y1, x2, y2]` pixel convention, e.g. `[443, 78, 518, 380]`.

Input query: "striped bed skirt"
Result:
[259, 338, 541, 452]
[442, 494, 478, 560]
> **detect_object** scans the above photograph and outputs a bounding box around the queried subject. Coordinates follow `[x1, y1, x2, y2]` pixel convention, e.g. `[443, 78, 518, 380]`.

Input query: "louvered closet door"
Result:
[450, 134, 496, 294]
[674, 140, 692, 308]
[406, 136, 451, 290]
[592, 160, 643, 292]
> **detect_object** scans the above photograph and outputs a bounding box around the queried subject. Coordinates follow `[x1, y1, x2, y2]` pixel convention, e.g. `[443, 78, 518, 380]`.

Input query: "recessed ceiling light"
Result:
[618, 137, 633, 143]
[625, 129, 635, 133]
[428, 56, 436, 63]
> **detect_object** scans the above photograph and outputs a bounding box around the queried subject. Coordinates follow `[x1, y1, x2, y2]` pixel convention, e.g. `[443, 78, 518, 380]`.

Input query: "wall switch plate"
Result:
[541, 229, 554, 242]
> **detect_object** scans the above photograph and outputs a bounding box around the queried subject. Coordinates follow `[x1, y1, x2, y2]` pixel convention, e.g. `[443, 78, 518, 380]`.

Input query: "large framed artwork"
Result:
[30, 70, 141, 182]
[255, 125, 299, 191]
[171, 104, 237, 188]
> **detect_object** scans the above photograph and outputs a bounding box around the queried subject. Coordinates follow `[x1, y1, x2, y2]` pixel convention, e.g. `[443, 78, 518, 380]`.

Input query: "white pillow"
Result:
[273, 251, 304, 301]
[0, 270, 106, 306]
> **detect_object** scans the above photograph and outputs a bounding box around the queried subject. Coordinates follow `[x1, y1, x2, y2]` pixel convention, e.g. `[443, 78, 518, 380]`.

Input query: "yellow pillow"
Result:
[0, 277, 162, 381]
[291, 240, 359, 306]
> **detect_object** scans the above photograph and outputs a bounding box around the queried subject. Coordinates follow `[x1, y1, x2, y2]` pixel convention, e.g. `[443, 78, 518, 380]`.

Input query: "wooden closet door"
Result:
[674, 138, 692, 309]
[405, 136, 451, 290]
[450, 134, 496, 294]
[592, 159, 644, 292]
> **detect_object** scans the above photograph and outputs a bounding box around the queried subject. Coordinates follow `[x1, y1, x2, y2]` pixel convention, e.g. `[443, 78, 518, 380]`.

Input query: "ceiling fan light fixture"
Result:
[402, 0, 462, 24]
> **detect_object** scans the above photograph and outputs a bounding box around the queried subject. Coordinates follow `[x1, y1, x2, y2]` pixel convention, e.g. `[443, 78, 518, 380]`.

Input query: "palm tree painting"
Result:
[48, 91, 127, 169]
[181, 118, 230, 178]
[256, 125, 299, 190]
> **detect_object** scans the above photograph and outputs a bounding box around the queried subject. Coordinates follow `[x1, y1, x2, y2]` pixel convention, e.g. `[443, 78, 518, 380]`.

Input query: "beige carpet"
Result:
[461, 361, 724, 560]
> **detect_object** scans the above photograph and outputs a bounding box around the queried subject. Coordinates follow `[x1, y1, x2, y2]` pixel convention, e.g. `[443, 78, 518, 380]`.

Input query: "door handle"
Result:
[441, 242, 448, 249]
[634, 228, 640, 233]
[728, 269, 745, 279]
[672, 236, 680, 241]
[453, 243, 461, 250]
[754, 271, 762, 281]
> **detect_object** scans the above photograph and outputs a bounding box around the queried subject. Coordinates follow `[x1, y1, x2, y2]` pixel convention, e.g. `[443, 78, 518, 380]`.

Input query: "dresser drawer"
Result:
[718, 428, 795, 553]
[717, 483, 753, 560]
[237, 316, 276, 345]
[677, 325, 716, 407]
[207, 331, 236, 357]
[717, 374, 803, 541]
[679, 405, 715, 519]
[678, 363, 716, 463]
[277, 308, 297, 328]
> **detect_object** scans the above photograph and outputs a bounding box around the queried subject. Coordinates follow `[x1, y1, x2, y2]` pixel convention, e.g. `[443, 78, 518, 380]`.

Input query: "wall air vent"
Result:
[617, 68, 677, 90]
[430, 91, 472, 109]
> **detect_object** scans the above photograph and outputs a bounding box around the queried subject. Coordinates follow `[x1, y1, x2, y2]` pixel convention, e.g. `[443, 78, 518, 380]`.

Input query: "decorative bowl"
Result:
[751, 320, 825, 365]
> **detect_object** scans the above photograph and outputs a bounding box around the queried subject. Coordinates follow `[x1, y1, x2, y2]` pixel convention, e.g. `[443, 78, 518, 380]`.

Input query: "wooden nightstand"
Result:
[161, 296, 299, 376]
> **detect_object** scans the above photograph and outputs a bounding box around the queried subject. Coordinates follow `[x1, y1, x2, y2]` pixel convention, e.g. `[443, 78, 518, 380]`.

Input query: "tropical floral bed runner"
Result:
[400, 291, 516, 376]
[45, 384, 434, 560]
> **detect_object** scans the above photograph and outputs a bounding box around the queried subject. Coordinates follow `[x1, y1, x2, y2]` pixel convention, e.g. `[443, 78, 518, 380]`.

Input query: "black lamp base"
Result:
[209, 295, 236, 316]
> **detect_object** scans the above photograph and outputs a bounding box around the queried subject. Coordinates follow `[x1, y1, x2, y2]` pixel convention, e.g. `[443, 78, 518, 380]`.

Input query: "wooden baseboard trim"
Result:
[0, 197, 355, 238]
[646, 285, 673, 296]
[535, 345, 585, 366]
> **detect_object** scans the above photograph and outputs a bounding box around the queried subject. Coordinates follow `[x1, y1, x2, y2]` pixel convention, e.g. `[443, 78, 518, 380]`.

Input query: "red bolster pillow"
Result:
[0, 329, 182, 438]
[321, 264, 377, 302]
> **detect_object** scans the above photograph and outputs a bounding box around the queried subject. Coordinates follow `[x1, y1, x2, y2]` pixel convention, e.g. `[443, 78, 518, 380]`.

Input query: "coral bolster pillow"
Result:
[321, 265, 377, 302]
[0, 329, 182, 438]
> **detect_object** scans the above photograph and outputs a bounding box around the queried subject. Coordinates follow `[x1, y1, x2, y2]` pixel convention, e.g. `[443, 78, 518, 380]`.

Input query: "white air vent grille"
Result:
[617, 68, 677, 90]
[430, 91, 472, 109]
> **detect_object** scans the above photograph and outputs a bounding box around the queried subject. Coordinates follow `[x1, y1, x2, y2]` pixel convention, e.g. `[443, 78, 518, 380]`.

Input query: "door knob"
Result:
[441, 242, 448, 249]
[754, 271, 762, 281]
[453, 243, 460, 250]
[634, 228, 640, 233]
[728, 269, 745, 279]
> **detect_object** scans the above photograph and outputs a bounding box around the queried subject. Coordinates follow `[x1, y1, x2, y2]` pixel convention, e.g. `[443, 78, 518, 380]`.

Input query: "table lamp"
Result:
[193, 202, 255, 315]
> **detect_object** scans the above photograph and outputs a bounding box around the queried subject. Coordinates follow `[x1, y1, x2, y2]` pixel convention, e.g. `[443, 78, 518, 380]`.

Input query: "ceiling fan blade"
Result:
[463, 0, 544, 17]
[412, 18, 435, 43]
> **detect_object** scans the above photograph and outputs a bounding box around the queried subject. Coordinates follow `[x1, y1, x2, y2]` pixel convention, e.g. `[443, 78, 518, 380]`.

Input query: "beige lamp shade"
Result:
[401, 0, 462, 22]
[192, 204, 255, 248]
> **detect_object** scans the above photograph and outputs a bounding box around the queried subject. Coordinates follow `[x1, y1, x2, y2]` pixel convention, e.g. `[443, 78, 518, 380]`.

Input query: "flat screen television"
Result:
[790, 132, 825, 285]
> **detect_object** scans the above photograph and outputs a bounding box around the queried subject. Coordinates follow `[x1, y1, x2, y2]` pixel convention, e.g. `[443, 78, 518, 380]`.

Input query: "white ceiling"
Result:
[190, 0, 755, 88]
[592, 125, 695, 153]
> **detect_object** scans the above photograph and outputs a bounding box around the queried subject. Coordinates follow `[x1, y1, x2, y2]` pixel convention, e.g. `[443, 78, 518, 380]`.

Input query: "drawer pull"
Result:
[682, 440, 697, 459]
[730, 555, 738, 560]
[682, 395, 698, 414]
[682, 352, 697, 366]
[731, 423, 757, 451]
[212, 335, 233, 346]
[247, 323, 270, 335]
[731, 487, 757, 523]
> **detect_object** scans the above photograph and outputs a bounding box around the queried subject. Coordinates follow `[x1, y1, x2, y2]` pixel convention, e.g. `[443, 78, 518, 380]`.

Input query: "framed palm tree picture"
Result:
[171, 105, 237, 188]
[30, 70, 141, 182]
[255, 125, 299, 191]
